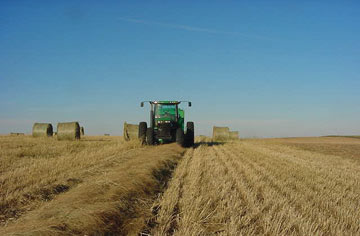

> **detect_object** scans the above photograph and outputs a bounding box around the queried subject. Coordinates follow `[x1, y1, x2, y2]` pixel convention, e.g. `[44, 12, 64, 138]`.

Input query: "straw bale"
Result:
[229, 131, 239, 139]
[57, 122, 80, 141]
[212, 126, 230, 141]
[123, 122, 139, 141]
[32, 123, 53, 137]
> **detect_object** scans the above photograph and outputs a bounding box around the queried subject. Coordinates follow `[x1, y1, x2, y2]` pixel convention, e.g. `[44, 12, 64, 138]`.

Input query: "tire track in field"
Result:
[155, 144, 257, 235]
[207, 146, 260, 234]
[173, 145, 234, 235]
[153, 148, 194, 235]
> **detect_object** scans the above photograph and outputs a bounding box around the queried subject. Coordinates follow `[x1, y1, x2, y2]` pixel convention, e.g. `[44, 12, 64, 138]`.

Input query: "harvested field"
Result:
[0, 135, 184, 235]
[152, 137, 360, 235]
[275, 137, 360, 162]
[1, 136, 359, 235]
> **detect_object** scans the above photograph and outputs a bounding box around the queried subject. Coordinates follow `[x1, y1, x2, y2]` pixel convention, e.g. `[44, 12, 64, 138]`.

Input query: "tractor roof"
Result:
[152, 101, 180, 104]
[141, 101, 191, 107]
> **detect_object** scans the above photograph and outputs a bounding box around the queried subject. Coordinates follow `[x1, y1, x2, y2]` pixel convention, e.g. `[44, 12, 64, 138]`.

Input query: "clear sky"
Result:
[1, 0, 359, 137]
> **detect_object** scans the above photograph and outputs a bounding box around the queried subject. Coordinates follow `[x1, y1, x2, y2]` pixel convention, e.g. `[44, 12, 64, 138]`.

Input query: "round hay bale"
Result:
[32, 123, 53, 137]
[123, 122, 139, 141]
[57, 122, 80, 141]
[80, 127, 85, 136]
[213, 126, 230, 141]
[229, 131, 239, 139]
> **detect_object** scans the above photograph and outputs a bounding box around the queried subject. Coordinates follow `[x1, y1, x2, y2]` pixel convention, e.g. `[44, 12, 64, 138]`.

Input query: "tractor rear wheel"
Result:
[186, 122, 194, 147]
[138, 122, 147, 144]
[176, 128, 185, 147]
[146, 128, 155, 145]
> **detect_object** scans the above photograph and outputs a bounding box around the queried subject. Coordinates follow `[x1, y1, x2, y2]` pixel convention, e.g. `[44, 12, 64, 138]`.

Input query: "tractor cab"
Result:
[153, 102, 184, 130]
[154, 103, 178, 123]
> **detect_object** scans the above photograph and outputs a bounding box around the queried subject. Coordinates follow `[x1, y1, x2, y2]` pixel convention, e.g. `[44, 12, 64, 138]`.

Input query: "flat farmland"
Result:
[1, 136, 359, 235]
[0, 136, 184, 235]
[152, 137, 360, 235]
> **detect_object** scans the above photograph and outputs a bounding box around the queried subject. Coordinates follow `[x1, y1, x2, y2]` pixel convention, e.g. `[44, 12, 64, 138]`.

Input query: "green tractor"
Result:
[138, 101, 194, 147]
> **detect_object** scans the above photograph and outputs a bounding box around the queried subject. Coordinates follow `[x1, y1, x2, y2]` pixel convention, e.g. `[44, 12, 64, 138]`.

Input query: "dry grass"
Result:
[2, 135, 359, 235]
[152, 137, 360, 235]
[272, 137, 360, 163]
[0, 135, 184, 235]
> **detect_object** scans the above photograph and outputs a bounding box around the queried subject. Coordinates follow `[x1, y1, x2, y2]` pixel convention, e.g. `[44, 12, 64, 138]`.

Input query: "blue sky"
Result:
[1, 0, 359, 137]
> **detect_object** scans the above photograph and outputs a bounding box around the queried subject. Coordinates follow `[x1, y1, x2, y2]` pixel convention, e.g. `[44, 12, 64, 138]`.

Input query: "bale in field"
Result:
[10, 133, 25, 136]
[32, 123, 53, 137]
[123, 122, 139, 141]
[80, 127, 85, 136]
[213, 126, 230, 141]
[57, 122, 80, 141]
[229, 131, 239, 139]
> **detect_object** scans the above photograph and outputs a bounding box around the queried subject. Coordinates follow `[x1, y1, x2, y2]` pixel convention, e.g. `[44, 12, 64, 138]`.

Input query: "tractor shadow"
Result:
[193, 141, 225, 149]
[81, 139, 112, 142]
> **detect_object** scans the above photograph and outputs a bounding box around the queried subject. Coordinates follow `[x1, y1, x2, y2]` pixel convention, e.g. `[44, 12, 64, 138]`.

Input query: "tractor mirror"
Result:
[188, 102, 192, 107]
[140, 102, 144, 107]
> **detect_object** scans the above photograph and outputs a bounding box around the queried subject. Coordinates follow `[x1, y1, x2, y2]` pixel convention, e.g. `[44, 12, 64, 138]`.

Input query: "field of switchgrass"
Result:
[152, 137, 360, 235]
[0, 135, 184, 235]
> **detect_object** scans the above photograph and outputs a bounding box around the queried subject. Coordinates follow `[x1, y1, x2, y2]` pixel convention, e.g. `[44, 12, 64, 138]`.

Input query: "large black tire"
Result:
[176, 128, 185, 147]
[186, 122, 194, 147]
[146, 128, 155, 145]
[138, 122, 147, 143]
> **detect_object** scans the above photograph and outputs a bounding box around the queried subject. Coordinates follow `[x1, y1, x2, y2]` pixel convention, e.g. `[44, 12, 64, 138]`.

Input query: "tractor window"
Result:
[154, 104, 177, 120]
